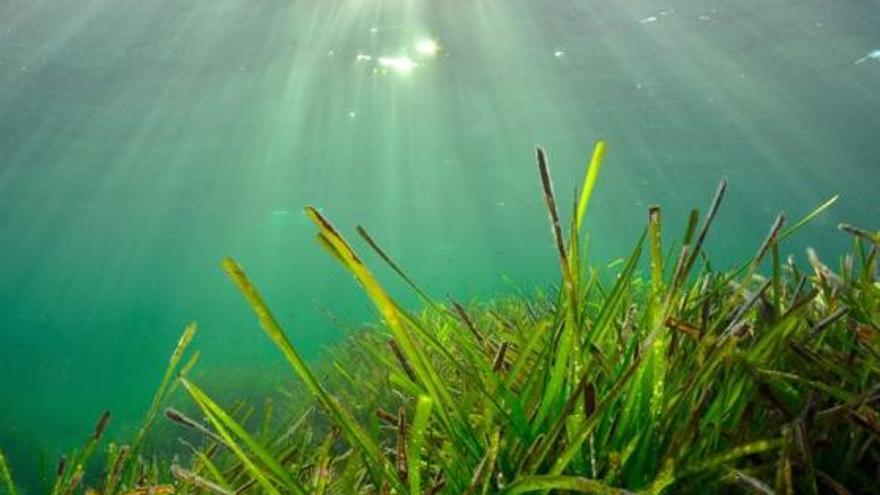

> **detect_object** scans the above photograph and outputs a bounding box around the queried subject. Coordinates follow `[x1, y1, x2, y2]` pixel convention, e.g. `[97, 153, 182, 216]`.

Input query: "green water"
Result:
[0, 0, 877, 489]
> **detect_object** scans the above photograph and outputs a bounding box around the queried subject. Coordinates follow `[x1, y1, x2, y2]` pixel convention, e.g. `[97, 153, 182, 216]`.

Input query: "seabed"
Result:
[2, 143, 878, 494]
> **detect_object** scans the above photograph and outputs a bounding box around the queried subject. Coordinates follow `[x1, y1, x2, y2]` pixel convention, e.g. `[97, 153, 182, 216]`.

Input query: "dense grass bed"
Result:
[2, 142, 878, 494]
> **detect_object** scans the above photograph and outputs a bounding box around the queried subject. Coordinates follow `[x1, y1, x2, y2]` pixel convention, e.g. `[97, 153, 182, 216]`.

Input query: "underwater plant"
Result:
[2, 142, 878, 494]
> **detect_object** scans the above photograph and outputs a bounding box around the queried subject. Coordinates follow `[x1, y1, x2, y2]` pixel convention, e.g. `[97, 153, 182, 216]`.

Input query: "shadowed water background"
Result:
[0, 0, 878, 490]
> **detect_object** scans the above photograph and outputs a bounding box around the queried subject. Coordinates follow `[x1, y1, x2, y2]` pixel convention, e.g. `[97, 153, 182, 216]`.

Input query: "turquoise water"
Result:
[1, 0, 877, 489]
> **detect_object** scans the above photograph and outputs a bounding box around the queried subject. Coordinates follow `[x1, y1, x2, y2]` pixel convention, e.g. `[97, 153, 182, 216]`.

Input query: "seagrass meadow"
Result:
[1, 141, 877, 494]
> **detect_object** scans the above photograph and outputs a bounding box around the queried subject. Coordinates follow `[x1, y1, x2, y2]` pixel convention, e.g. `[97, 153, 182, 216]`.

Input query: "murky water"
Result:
[1, 0, 877, 489]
